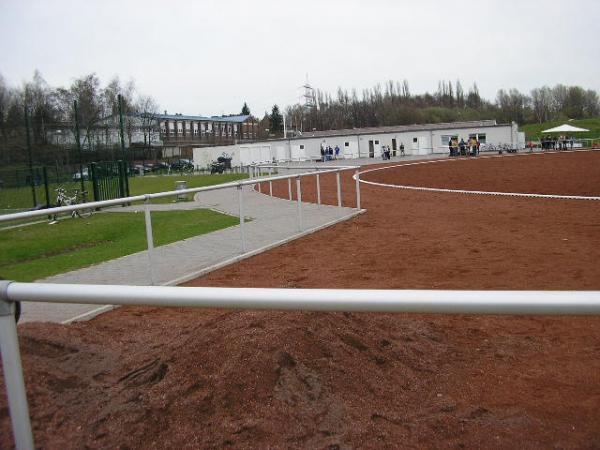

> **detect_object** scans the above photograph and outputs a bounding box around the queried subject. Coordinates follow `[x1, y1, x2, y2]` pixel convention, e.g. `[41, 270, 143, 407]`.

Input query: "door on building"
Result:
[368, 140, 375, 158]
[392, 139, 397, 156]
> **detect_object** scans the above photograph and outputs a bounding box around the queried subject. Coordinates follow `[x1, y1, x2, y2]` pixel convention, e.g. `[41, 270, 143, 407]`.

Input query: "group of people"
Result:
[449, 137, 480, 157]
[381, 143, 405, 160]
[320, 144, 340, 161]
[540, 135, 574, 151]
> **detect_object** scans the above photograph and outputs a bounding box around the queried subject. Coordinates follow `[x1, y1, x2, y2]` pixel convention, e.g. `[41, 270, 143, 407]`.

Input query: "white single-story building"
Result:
[192, 120, 525, 167]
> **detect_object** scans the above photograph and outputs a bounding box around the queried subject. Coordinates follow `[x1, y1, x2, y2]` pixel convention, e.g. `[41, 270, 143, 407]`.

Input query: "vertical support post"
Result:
[90, 162, 100, 202]
[23, 106, 37, 209]
[288, 177, 292, 200]
[269, 181, 273, 196]
[336, 170, 342, 207]
[118, 94, 127, 162]
[73, 100, 85, 192]
[0, 282, 35, 450]
[296, 176, 302, 232]
[237, 184, 246, 253]
[42, 166, 50, 209]
[355, 169, 361, 210]
[316, 173, 321, 205]
[144, 196, 156, 285]
[258, 181, 261, 193]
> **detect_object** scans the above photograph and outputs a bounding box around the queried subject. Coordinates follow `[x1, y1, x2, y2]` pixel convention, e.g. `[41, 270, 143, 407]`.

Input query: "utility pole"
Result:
[24, 105, 37, 207]
[73, 100, 85, 191]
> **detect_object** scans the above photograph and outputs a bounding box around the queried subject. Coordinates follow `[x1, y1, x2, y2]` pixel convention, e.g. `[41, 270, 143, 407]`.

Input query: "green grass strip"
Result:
[0, 209, 239, 282]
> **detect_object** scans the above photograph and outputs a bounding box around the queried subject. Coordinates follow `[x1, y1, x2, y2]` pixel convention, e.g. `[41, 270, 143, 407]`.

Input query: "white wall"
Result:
[193, 124, 520, 164]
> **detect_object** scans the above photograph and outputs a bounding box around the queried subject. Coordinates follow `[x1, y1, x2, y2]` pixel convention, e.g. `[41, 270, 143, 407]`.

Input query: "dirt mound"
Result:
[5, 309, 600, 449]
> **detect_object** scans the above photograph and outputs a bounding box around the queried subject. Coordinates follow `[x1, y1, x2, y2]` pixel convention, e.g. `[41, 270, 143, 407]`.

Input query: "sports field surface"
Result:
[1, 151, 599, 448]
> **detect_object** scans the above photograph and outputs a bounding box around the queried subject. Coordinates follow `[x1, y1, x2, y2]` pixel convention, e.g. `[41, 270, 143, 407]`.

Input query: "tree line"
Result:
[272, 80, 600, 136]
[0, 71, 158, 167]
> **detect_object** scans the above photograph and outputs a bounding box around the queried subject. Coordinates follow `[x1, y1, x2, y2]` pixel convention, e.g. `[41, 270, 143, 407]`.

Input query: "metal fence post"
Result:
[296, 176, 302, 232]
[336, 170, 342, 207]
[288, 178, 292, 200]
[144, 196, 156, 285]
[90, 162, 100, 202]
[238, 184, 246, 253]
[42, 166, 50, 209]
[269, 181, 273, 196]
[316, 173, 321, 205]
[355, 169, 361, 210]
[0, 282, 35, 450]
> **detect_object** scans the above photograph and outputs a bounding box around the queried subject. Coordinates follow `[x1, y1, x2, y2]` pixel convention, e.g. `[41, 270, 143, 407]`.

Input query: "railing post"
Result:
[237, 184, 246, 253]
[288, 178, 292, 200]
[336, 170, 342, 207]
[355, 169, 361, 210]
[0, 281, 35, 450]
[269, 180, 273, 196]
[257, 180, 261, 193]
[144, 196, 156, 285]
[296, 175, 302, 232]
[316, 173, 321, 206]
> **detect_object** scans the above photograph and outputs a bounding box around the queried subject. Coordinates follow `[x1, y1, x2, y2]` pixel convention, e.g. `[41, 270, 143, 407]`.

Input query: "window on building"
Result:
[345, 142, 350, 147]
[413, 137, 418, 143]
[442, 135, 458, 145]
[299, 145, 305, 150]
[375, 140, 379, 145]
[478, 133, 487, 143]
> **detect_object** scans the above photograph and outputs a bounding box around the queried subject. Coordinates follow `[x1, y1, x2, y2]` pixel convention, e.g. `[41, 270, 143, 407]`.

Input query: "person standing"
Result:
[459, 138, 466, 156]
[334, 145, 340, 159]
[400, 142, 405, 156]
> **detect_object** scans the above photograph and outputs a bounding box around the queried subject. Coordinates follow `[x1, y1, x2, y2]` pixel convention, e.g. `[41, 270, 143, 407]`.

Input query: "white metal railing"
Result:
[254, 164, 361, 210]
[0, 281, 599, 449]
[0, 165, 361, 284]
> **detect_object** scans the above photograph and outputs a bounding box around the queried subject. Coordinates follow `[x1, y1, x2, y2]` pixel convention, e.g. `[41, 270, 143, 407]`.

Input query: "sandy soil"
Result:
[1, 151, 600, 449]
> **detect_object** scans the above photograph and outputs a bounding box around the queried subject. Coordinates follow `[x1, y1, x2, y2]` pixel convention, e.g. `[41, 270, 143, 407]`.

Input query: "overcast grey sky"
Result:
[1, 0, 599, 117]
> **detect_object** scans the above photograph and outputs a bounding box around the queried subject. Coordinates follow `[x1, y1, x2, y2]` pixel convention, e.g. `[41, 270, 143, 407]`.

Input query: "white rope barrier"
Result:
[357, 152, 600, 201]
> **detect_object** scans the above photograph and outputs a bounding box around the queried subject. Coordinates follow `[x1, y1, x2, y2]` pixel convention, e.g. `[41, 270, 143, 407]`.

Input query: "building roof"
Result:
[291, 120, 501, 140]
[157, 113, 252, 123]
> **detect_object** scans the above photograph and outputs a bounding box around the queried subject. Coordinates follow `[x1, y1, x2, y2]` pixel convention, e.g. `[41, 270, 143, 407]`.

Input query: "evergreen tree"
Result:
[241, 102, 250, 115]
[269, 104, 283, 134]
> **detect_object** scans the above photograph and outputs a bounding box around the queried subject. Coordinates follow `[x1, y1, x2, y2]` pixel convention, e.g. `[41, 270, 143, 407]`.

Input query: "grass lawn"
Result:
[0, 173, 248, 212]
[129, 173, 247, 203]
[0, 209, 239, 282]
[521, 117, 600, 141]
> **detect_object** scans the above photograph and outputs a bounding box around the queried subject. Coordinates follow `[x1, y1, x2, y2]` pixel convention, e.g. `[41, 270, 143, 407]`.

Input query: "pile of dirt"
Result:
[4, 309, 600, 449]
[1, 151, 600, 448]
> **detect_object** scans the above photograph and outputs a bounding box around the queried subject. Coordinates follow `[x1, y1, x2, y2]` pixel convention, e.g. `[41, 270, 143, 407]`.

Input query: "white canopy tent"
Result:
[542, 124, 589, 133]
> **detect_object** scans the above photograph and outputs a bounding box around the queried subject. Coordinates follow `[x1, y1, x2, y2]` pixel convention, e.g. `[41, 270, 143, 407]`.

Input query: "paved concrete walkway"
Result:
[21, 181, 362, 323]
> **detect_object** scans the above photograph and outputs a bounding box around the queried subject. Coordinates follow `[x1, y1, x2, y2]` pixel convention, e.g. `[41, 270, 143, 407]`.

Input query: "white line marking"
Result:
[356, 150, 600, 201]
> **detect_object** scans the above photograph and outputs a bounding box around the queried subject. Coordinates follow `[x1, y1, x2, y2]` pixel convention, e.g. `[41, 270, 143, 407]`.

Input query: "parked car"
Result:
[170, 159, 194, 172]
[72, 168, 89, 181]
[150, 161, 170, 172]
[132, 164, 152, 174]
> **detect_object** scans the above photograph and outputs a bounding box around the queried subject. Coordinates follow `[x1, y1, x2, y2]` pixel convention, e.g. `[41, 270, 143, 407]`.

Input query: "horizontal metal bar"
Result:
[5, 283, 600, 315]
[256, 165, 359, 170]
[0, 167, 353, 224]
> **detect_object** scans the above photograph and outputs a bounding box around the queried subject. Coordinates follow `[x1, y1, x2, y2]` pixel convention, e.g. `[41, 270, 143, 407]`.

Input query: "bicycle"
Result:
[49, 187, 93, 223]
